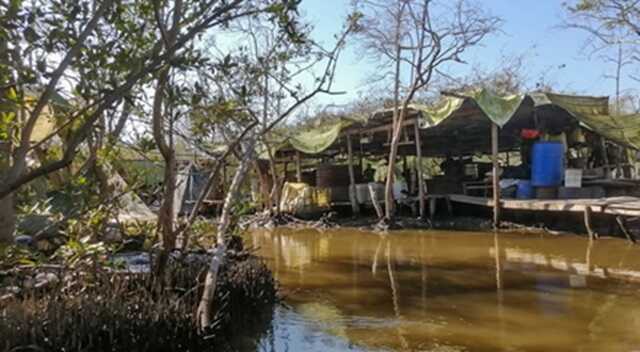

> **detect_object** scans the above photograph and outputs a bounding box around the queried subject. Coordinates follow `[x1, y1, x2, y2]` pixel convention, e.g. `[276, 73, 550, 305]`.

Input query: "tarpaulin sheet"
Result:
[279, 182, 331, 215]
[418, 89, 525, 128]
[536, 92, 640, 149]
[418, 89, 640, 149]
[288, 119, 353, 155]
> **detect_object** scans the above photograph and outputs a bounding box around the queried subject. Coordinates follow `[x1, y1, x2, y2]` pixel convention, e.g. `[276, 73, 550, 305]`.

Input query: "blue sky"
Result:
[299, 0, 639, 107]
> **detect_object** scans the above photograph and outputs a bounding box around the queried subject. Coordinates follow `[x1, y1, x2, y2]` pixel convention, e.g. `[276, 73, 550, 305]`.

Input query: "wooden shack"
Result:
[261, 89, 640, 239]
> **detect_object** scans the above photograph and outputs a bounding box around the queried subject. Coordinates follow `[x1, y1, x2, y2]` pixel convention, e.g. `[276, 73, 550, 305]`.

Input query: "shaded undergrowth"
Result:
[0, 245, 277, 352]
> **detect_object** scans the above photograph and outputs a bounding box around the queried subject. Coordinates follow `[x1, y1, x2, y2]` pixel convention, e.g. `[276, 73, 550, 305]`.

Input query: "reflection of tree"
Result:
[372, 235, 384, 276]
[386, 240, 409, 350]
[586, 237, 594, 274]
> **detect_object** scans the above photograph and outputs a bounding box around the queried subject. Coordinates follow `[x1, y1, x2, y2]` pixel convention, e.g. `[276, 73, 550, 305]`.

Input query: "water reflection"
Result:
[245, 229, 640, 351]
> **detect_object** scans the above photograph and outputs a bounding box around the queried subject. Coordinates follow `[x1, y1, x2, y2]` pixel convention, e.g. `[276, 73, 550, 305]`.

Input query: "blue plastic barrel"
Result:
[531, 142, 564, 187]
[516, 180, 534, 199]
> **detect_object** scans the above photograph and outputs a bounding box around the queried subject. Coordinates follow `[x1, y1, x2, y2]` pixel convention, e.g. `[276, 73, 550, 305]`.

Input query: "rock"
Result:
[103, 222, 123, 242]
[35, 272, 59, 286]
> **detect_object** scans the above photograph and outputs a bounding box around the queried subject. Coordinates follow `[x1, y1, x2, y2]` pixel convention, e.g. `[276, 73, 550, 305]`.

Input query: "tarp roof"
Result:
[261, 117, 362, 158]
[268, 89, 640, 157]
[419, 89, 640, 149]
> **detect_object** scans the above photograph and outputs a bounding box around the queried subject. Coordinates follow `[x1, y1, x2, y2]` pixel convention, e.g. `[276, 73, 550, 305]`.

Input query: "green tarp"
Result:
[268, 89, 640, 157]
[415, 98, 464, 129]
[538, 93, 640, 149]
[418, 89, 525, 128]
[288, 119, 352, 154]
[470, 90, 526, 127]
[265, 118, 359, 157]
[419, 89, 640, 149]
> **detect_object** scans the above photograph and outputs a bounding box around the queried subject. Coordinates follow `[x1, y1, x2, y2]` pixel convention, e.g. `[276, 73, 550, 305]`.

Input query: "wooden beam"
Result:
[492, 123, 501, 227]
[414, 122, 425, 219]
[360, 117, 419, 135]
[347, 134, 361, 215]
[448, 194, 640, 217]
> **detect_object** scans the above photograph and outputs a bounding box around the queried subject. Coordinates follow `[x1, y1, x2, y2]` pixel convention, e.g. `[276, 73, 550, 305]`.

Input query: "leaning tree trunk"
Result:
[197, 134, 257, 330]
[0, 194, 14, 244]
[151, 0, 182, 283]
[151, 62, 178, 283]
[384, 106, 408, 221]
[384, 29, 404, 221]
[0, 142, 14, 244]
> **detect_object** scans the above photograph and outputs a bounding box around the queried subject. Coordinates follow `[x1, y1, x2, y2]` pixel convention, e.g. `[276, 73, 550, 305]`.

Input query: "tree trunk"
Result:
[151, 0, 182, 283]
[0, 193, 14, 244]
[0, 142, 14, 244]
[384, 18, 404, 221]
[266, 144, 280, 215]
[384, 105, 409, 220]
[197, 134, 257, 330]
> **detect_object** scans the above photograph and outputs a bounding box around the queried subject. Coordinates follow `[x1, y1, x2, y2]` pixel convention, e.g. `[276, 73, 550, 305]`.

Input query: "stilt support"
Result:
[414, 122, 425, 219]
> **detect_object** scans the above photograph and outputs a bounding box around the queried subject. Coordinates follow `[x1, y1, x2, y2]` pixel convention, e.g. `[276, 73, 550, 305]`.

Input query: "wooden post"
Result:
[347, 134, 361, 215]
[414, 122, 425, 219]
[295, 151, 302, 182]
[491, 123, 501, 227]
[601, 137, 611, 179]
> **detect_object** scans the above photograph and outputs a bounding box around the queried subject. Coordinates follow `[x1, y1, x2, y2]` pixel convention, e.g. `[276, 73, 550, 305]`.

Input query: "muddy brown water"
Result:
[239, 228, 640, 352]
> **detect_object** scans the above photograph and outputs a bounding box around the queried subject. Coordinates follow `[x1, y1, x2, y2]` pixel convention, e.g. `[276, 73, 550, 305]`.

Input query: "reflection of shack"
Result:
[259, 89, 640, 239]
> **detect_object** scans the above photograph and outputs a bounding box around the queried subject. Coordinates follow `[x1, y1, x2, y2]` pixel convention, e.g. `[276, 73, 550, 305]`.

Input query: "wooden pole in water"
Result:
[414, 122, 425, 219]
[491, 123, 501, 227]
[295, 151, 302, 182]
[347, 134, 361, 215]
